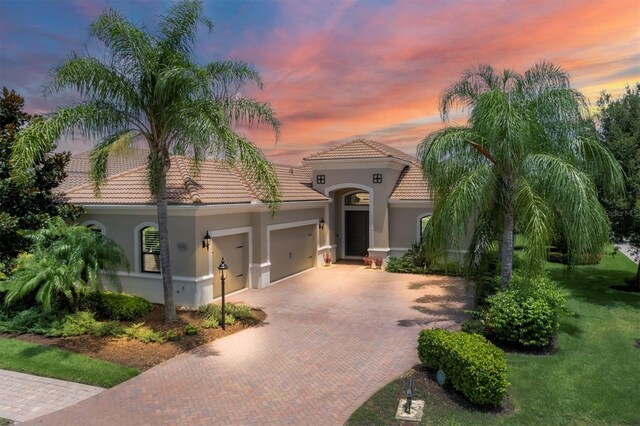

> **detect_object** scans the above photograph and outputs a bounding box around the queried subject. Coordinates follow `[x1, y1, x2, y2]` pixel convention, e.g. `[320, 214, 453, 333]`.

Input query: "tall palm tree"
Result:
[418, 63, 623, 288]
[11, 1, 281, 322]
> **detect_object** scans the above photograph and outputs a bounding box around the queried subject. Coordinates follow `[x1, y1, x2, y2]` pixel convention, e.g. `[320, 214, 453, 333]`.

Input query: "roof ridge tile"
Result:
[175, 157, 202, 204]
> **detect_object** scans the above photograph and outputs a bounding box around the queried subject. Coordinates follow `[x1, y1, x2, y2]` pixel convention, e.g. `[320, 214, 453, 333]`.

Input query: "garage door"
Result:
[270, 225, 316, 282]
[211, 233, 248, 297]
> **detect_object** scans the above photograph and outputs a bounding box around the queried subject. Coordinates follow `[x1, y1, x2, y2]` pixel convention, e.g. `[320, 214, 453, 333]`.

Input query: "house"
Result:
[60, 139, 432, 306]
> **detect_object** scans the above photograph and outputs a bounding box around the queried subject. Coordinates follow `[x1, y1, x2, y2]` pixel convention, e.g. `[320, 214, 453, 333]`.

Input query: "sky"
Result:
[1, 0, 639, 165]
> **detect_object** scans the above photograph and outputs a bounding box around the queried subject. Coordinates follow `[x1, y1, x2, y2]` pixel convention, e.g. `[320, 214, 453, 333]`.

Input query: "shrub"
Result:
[225, 304, 253, 320]
[485, 273, 567, 348]
[223, 314, 235, 326]
[0, 307, 59, 334]
[84, 291, 153, 321]
[418, 329, 508, 406]
[184, 323, 198, 335]
[461, 318, 486, 336]
[165, 330, 179, 341]
[123, 323, 164, 343]
[198, 303, 221, 320]
[202, 318, 219, 329]
[385, 243, 463, 276]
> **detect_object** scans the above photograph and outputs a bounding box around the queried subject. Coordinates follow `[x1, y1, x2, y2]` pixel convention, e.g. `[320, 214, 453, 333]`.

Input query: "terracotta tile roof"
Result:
[303, 139, 416, 164]
[389, 164, 431, 201]
[58, 149, 149, 192]
[60, 153, 327, 205]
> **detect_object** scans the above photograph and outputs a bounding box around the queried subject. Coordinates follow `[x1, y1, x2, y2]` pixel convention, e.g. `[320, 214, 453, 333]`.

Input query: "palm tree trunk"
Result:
[156, 169, 176, 323]
[500, 209, 515, 289]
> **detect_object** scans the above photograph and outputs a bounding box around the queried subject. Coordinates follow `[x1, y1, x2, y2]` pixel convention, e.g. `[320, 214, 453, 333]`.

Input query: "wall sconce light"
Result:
[319, 218, 325, 230]
[202, 231, 211, 250]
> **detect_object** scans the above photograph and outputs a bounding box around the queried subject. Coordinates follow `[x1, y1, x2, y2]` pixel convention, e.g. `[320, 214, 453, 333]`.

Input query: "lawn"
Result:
[348, 250, 640, 425]
[0, 338, 139, 388]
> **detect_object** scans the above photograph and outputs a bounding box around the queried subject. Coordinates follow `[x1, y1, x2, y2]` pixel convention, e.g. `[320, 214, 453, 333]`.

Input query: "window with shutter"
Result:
[141, 227, 161, 273]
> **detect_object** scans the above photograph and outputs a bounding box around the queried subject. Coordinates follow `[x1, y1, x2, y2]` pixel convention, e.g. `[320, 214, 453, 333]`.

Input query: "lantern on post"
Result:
[218, 258, 228, 330]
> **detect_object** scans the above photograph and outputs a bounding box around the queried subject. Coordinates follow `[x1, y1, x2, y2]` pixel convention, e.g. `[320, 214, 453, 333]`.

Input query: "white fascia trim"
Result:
[81, 220, 106, 236]
[303, 157, 412, 169]
[388, 200, 433, 208]
[82, 200, 329, 217]
[207, 226, 253, 289]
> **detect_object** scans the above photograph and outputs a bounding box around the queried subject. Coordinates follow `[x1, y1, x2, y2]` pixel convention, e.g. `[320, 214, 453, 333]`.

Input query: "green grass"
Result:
[348, 250, 640, 425]
[0, 338, 139, 388]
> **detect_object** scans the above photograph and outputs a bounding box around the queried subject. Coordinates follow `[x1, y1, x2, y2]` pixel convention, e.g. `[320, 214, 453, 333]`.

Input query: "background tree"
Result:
[418, 63, 623, 288]
[11, 1, 281, 322]
[0, 87, 81, 275]
[1, 218, 128, 310]
[597, 83, 640, 291]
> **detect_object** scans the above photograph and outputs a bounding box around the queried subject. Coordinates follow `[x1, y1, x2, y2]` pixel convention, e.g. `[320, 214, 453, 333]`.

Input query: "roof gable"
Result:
[303, 139, 417, 164]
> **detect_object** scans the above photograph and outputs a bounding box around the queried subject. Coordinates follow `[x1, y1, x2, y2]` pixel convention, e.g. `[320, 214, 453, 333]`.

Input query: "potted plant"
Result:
[363, 256, 373, 268]
[373, 256, 383, 269]
[323, 252, 332, 266]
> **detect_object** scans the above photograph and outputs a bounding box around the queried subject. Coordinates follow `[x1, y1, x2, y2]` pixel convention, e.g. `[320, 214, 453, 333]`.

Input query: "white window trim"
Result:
[81, 220, 106, 236]
[134, 221, 159, 274]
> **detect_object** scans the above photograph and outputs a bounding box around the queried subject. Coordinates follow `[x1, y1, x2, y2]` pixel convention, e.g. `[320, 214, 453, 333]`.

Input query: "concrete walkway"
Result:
[26, 265, 472, 425]
[0, 369, 103, 423]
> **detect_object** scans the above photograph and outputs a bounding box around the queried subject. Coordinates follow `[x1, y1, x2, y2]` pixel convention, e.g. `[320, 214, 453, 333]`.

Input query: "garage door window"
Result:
[141, 226, 161, 273]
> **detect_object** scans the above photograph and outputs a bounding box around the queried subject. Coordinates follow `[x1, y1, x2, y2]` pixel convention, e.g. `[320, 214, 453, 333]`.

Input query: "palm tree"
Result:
[11, 1, 281, 322]
[2, 218, 128, 311]
[418, 63, 623, 288]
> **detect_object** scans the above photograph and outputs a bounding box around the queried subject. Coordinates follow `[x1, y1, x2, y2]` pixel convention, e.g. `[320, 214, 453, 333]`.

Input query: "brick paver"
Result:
[26, 265, 472, 425]
[0, 369, 103, 423]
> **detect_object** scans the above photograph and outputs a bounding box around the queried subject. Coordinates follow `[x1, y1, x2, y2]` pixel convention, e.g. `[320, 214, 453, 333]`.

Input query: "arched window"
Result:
[81, 220, 105, 235]
[345, 192, 369, 206]
[419, 215, 431, 242]
[140, 226, 161, 273]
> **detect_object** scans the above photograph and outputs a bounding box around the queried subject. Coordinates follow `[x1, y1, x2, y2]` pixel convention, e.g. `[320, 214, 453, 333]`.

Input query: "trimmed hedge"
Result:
[418, 329, 508, 406]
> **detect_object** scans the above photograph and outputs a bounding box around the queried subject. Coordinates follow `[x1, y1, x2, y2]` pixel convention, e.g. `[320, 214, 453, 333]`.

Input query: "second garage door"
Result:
[270, 224, 316, 282]
[211, 233, 248, 297]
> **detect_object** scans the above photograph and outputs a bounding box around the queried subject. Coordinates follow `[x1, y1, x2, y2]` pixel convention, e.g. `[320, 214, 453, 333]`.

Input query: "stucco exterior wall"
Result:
[388, 206, 432, 257]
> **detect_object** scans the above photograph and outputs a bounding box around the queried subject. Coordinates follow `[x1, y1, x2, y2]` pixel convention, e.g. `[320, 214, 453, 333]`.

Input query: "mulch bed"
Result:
[7, 304, 266, 371]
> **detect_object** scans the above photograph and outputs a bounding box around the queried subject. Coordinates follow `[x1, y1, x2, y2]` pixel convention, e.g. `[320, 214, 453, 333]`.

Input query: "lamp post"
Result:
[218, 258, 228, 330]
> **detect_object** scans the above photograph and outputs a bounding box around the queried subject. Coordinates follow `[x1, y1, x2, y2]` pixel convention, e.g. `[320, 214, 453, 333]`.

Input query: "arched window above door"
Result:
[345, 192, 369, 206]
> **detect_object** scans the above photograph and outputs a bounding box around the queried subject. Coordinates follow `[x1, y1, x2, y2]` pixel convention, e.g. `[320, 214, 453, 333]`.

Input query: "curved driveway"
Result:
[29, 265, 472, 425]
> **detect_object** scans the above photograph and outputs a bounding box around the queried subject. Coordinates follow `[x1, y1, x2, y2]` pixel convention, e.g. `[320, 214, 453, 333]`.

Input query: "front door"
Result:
[345, 210, 369, 256]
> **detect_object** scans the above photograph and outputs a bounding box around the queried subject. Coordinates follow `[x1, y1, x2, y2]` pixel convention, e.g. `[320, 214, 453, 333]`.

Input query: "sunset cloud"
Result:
[1, 0, 638, 163]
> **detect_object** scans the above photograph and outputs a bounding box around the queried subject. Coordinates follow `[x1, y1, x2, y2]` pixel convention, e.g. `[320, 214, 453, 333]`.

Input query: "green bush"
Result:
[165, 330, 179, 341]
[225, 304, 253, 320]
[202, 318, 219, 329]
[0, 307, 59, 334]
[83, 291, 153, 321]
[198, 303, 251, 322]
[122, 323, 164, 343]
[418, 329, 508, 406]
[184, 323, 198, 335]
[461, 318, 486, 336]
[485, 273, 567, 348]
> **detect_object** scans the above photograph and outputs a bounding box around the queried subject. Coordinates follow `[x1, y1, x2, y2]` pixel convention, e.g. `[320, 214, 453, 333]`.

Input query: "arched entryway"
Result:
[324, 184, 374, 260]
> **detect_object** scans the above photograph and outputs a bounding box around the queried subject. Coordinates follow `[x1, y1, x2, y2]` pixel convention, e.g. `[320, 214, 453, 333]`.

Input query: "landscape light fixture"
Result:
[202, 231, 211, 250]
[319, 218, 325, 230]
[218, 258, 228, 330]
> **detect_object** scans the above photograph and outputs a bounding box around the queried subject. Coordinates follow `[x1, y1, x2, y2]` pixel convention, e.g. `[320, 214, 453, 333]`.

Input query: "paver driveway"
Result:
[28, 265, 472, 425]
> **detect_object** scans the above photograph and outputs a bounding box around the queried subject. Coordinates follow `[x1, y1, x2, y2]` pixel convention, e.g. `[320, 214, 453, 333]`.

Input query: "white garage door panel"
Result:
[211, 233, 248, 297]
[270, 225, 316, 282]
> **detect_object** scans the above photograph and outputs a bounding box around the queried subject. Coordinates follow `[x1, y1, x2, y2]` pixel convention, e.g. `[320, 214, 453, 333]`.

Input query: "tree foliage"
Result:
[597, 83, 640, 289]
[1, 218, 128, 310]
[0, 87, 82, 274]
[10, 1, 281, 322]
[418, 63, 624, 288]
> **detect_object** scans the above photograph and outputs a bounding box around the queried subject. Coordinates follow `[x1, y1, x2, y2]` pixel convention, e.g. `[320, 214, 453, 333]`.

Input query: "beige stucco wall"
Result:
[388, 206, 432, 257]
